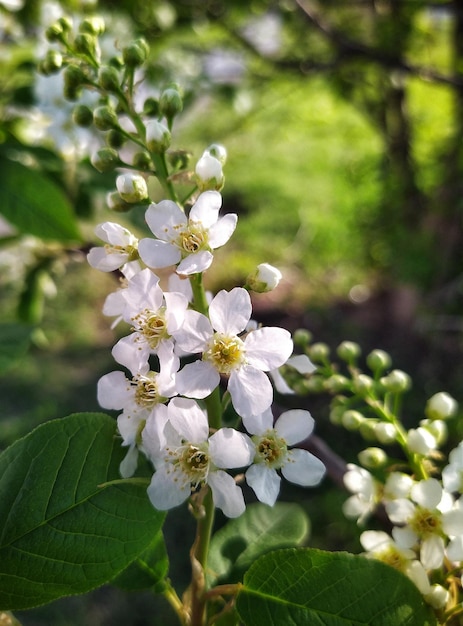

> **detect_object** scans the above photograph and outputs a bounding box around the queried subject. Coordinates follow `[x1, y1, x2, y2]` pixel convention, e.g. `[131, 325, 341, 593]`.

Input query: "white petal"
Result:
[209, 429, 254, 468]
[142, 405, 171, 462]
[411, 478, 442, 509]
[274, 409, 314, 446]
[164, 291, 189, 333]
[287, 354, 317, 374]
[173, 310, 212, 352]
[244, 327, 293, 371]
[228, 367, 273, 418]
[145, 200, 187, 240]
[112, 334, 150, 374]
[208, 470, 246, 518]
[95, 222, 134, 246]
[404, 560, 431, 595]
[189, 190, 222, 228]
[208, 213, 237, 248]
[138, 238, 181, 269]
[281, 448, 326, 486]
[147, 465, 189, 510]
[246, 464, 280, 506]
[176, 250, 213, 275]
[421, 535, 445, 569]
[446, 536, 463, 562]
[176, 361, 220, 399]
[360, 530, 392, 552]
[87, 247, 128, 272]
[386, 498, 415, 524]
[209, 288, 251, 335]
[392, 526, 418, 549]
[168, 397, 209, 442]
[119, 445, 139, 478]
[269, 368, 294, 394]
[242, 408, 274, 435]
[442, 509, 463, 536]
[97, 371, 132, 410]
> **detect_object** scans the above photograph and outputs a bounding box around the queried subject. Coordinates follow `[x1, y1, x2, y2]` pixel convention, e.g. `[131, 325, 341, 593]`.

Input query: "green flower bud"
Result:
[374, 422, 397, 444]
[308, 342, 330, 363]
[168, 149, 191, 171]
[91, 147, 121, 173]
[246, 263, 282, 293]
[79, 17, 105, 36]
[39, 49, 63, 75]
[419, 418, 447, 446]
[74, 32, 99, 61]
[337, 340, 361, 362]
[63, 84, 81, 101]
[63, 64, 86, 90]
[145, 119, 171, 153]
[122, 38, 149, 67]
[72, 104, 94, 127]
[341, 409, 364, 431]
[359, 419, 378, 441]
[98, 65, 121, 93]
[143, 97, 159, 117]
[358, 447, 388, 469]
[301, 375, 325, 394]
[329, 405, 344, 425]
[425, 391, 458, 420]
[132, 151, 153, 170]
[366, 349, 392, 373]
[352, 374, 374, 395]
[106, 191, 132, 213]
[93, 105, 119, 131]
[324, 374, 350, 393]
[293, 328, 312, 349]
[380, 369, 411, 394]
[207, 143, 227, 165]
[45, 22, 65, 43]
[107, 129, 126, 149]
[58, 16, 73, 32]
[159, 87, 183, 120]
[116, 173, 148, 203]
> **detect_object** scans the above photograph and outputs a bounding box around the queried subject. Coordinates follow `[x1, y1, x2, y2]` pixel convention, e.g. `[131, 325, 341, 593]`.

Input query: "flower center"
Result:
[410, 507, 442, 537]
[204, 333, 245, 375]
[177, 222, 208, 254]
[133, 372, 161, 408]
[253, 430, 288, 469]
[104, 240, 138, 260]
[132, 308, 168, 349]
[377, 546, 409, 573]
[177, 443, 210, 490]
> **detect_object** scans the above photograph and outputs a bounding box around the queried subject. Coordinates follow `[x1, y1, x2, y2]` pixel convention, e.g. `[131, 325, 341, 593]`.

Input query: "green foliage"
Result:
[112, 531, 169, 592]
[208, 502, 310, 586]
[0, 413, 165, 611]
[0, 323, 33, 373]
[236, 548, 437, 626]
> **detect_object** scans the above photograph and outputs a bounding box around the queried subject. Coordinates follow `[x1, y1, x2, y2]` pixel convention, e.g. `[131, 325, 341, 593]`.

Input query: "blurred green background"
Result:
[1, 0, 463, 623]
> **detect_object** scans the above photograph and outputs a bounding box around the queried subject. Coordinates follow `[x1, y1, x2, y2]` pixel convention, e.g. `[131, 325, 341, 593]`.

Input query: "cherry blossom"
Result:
[87, 221, 139, 272]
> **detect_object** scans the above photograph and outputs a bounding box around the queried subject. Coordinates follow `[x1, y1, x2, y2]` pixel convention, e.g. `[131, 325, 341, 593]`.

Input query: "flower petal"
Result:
[176, 361, 220, 399]
[145, 200, 186, 240]
[177, 250, 213, 275]
[189, 190, 222, 228]
[242, 408, 274, 436]
[147, 465, 189, 510]
[208, 470, 246, 518]
[208, 213, 237, 248]
[138, 238, 181, 269]
[274, 409, 314, 446]
[168, 397, 209, 442]
[228, 366, 273, 418]
[97, 371, 132, 410]
[209, 288, 251, 335]
[244, 327, 293, 371]
[209, 428, 254, 468]
[173, 310, 212, 353]
[246, 464, 280, 507]
[281, 448, 326, 486]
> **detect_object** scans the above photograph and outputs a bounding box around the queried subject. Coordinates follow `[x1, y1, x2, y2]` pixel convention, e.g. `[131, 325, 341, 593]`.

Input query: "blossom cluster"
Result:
[90, 181, 326, 518]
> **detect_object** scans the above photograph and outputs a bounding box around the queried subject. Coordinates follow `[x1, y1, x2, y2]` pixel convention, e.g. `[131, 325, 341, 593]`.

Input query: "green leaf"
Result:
[208, 502, 310, 586]
[112, 531, 169, 592]
[0, 158, 81, 241]
[0, 323, 33, 373]
[236, 548, 437, 626]
[0, 413, 165, 610]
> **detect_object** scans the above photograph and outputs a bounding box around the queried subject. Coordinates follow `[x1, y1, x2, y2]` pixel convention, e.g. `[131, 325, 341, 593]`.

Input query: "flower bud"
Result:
[425, 585, 450, 610]
[419, 418, 447, 446]
[207, 143, 227, 165]
[145, 120, 171, 153]
[293, 328, 312, 348]
[159, 87, 183, 120]
[324, 374, 350, 393]
[352, 374, 374, 395]
[116, 173, 148, 203]
[58, 16, 73, 32]
[358, 447, 388, 469]
[407, 427, 437, 455]
[79, 16, 105, 36]
[341, 410, 365, 431]
[366, 349, 392, 373]
[72, 104, 94, 127]
[39, 49, 63, 75]
[132, 151, 153, 170]
[374, 422, 397, 444]
[93, 105, 119, 131]
[337, 340, 361, 362]
[301, 375, 325, 394]
[106, 191, 133, 213]
[122, 38, 149, 67]
[329, 405, 344, 425]
[425, 391, 458, 420]
[107, 129, 126, 149]
[246, 263, 282, 293]
[308, 342, 330, 363]
[91, 148, 121, 173]
[143, 97, 159, 117]
[45, 22, 65, 43]
[74, 32, 99, 61]
[359, 419, 378, 441]
[380, 370, 411, 393]
[195, 152, 224, 191]
[98, 65, 121, 93]
[63, 64, 86, 90]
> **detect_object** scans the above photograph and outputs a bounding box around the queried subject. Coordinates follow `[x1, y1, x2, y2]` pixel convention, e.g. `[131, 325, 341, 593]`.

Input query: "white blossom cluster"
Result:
[89, 184, 325, 518]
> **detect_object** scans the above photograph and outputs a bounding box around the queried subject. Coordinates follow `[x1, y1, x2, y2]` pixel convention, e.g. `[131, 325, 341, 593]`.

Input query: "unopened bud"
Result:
[143, 97, 159, 117]
[407, 427, 437, 455]
[79, 16, 105, 36]
[195, 152, 224, 191]
[246, 263, 282, 293]
[374, 422, 397, 444]
[329, 405, 344, 425]
[122, 38, 149, 67]
[145, 120, 171, 153]
[337, 341, 361, 362]
[425, 585, 450, 610]
[106, 191, 133, 213]
[293, 328, 312, 349]
[380, 370, 411, 393]
[107, 129, 126, 149]
[359, 420, 378, 441]
[425, 391, 458, 420]
[58, 16, 73, 32]
[324, 374, 350, 393]
[74, 32, 99, 61]
[98, 65, 121, 93]
[308, 342, 330, 363]
[93, 105, 119, 131]
[40, 49, 63, 75]
[91, 148, 121, 173]
[116, 173, 148, 203]
[301, 375, 325, 394]
[63, 64, 86, 90]
[367, 349, 392, 373]
[159, 87, 183, 120]
[45, 22, 65, 43]
[420, 418, 447, 446]
[358, 447, 388, 469]
[207, 143, 227, 165]
[341, 410, 364, 431]
[72, 104, 93, 127]
[132, 151, 152, 170]
[353, 374, 374, 395]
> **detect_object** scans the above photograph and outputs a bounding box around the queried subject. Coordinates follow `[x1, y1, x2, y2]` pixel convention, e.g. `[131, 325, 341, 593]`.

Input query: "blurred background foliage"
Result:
[1, 0, 463, 624]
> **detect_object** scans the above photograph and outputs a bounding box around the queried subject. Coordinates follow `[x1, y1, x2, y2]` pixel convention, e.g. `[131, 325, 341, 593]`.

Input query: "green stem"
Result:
[163, 583, 189, 626]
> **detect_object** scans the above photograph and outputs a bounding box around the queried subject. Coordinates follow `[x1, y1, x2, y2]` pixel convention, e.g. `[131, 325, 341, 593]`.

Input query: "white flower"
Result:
[110, 268, 189, 372]
[138, 191, 236, 275]
[173, 287, 293, 417]
[342, 463, 380, 523]
[244, 408, 325, 506]
[443, 441, 463, 493]
[406, 427, 437, 455]
[143, 398, 254, 517]
[246, 263, 282, 293]
[360, 530, 431, 596]
[426, 391, 458, 420]
[270, 353, 317, 395]
[195, 152, 224, 191]
[87, 222, 139, 272]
